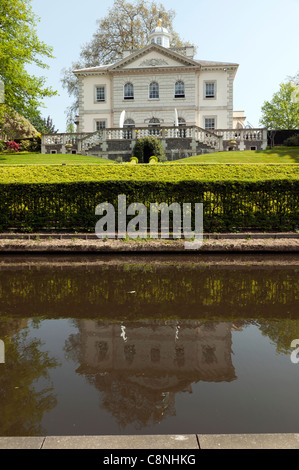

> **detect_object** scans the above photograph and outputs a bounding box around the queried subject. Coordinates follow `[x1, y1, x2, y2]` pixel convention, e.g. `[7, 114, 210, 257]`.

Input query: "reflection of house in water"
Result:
[70, 320, 237, 429]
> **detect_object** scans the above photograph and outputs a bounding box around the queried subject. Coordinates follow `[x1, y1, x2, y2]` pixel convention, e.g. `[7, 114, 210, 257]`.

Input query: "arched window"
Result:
[124, 118, 135, 127]
[175, 80, 185, 98]
[149, 81, 159, 99]
[124, 82, 134, 100]
[149, 117, 160, 126]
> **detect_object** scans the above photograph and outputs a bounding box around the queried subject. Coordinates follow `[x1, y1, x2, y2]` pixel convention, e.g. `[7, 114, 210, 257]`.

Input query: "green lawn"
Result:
[171, 147, 299, 164]
[0, 153, 114, 165]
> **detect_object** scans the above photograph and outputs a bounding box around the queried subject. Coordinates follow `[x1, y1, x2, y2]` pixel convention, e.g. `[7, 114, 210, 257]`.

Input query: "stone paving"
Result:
[0, 434, 299, 449]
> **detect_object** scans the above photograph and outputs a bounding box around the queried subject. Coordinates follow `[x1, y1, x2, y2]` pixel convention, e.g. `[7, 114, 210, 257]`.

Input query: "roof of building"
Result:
[73, 44, 238, 74]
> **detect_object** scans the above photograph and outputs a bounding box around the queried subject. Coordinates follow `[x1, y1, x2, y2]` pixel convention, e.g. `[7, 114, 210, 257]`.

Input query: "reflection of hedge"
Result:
[0, 264, 298, 320]
[0, 179, 298, 231]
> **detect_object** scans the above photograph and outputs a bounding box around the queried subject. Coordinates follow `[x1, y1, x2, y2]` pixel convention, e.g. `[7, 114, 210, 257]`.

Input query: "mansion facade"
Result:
[42, 22, 267, 158]
[74, 24, 239, 133]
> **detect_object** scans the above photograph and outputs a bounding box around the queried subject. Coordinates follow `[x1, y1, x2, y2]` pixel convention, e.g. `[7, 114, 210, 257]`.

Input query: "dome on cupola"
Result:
[148, 18, 171, 48]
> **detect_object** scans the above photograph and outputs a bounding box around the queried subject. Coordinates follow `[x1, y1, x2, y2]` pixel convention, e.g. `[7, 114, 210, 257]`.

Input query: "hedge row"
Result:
[1, 163, 299, 183]
[0, 180, 298, 232]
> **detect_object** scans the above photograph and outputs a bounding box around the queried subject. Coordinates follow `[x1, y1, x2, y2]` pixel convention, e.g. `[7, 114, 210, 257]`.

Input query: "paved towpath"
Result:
[0, 434, 299, 449]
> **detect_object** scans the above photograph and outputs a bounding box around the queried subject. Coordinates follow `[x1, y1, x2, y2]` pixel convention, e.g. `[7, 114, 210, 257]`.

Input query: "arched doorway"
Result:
[178, 117, 186, 138]
[148, 117, 160, 136]
[123, 118, 135, 139]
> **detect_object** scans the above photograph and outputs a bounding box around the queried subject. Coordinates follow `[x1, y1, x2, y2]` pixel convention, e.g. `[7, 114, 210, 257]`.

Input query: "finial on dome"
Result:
[148, 11, 171, 48]
[157, 11, 162, 27]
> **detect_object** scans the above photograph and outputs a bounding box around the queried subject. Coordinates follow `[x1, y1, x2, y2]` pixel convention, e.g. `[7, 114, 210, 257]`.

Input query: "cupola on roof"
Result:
[148, 17, 171, 48]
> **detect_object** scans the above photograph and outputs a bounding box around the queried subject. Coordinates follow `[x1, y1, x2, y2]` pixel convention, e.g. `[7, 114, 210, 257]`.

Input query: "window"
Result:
[95, 86, 105, 102]
[149, 117, 160, 126]
[205, 118, 215, 130]
[175, 80, 185, 98]
[95, 120, 106, 131]
[205, 82, 215, 99]
[149, 81, 159, 99]
[156, 37, 162, 46]
[124, 118, 135, 128]
[124, 82, 134, 100]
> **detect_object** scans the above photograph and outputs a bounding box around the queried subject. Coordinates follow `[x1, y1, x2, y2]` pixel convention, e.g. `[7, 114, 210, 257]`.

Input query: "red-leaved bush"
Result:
[7, 141, 20, 152]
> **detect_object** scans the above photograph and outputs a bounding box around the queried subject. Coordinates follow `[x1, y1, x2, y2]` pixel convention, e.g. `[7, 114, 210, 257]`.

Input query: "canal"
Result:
[0, 254, 298, 436]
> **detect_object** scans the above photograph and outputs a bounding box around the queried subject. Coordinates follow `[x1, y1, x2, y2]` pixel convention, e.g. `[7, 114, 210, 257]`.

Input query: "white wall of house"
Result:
[76, 45, 237, 132]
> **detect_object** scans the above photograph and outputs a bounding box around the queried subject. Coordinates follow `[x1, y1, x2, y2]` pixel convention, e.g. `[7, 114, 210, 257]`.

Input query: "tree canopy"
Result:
[0, 0, 57, 123]
[259, 81, 299, 130]
[61, 0, 193, 121]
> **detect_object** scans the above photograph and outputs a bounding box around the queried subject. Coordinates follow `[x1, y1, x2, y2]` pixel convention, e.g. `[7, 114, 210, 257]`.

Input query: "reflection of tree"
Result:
[257, 319, 299, 355]
[88, 373, 176, 430]
[0, 329, 59, 436]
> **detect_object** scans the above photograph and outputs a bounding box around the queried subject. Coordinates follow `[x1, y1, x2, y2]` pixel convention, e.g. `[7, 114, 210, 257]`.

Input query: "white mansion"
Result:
[42, 22, 266, 158]
[74, 22, 240, 133]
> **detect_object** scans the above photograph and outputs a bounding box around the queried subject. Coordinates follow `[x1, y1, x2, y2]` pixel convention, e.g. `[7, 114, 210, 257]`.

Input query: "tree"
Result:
[0, 0, 57, 120]
[61, 0, 193, 122]
[259, 82, 299, 130]
[0, 105, 39, 140]
[43, 116, 58, 134]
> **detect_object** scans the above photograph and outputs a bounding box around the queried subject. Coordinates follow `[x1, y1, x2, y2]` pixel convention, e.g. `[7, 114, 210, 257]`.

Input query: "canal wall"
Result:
[0, 233, 298, 253]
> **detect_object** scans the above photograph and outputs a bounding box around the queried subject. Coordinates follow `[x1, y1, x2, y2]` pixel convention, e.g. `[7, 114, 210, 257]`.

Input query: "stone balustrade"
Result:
[41, 126, 267, 157]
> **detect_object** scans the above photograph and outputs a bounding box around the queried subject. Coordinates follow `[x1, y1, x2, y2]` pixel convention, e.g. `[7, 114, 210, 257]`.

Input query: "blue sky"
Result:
[30, 0, 299, 132]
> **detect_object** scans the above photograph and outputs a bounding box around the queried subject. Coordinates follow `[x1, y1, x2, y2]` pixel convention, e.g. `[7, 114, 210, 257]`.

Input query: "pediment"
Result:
[109, 44, 200, 71]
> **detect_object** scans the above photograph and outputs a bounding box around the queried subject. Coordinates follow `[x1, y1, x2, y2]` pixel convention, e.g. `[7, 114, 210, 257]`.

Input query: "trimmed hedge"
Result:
[0, 179, 298, 232]
[0, 163, 299, 183]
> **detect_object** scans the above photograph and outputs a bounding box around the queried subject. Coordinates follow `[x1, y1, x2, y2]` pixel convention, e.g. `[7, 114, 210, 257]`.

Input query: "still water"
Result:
[0, 254, 299, 436]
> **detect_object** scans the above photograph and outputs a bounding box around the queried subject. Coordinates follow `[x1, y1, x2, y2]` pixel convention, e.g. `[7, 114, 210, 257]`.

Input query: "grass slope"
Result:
[171, 147, 299, 164]
[0, 153, 114, 165]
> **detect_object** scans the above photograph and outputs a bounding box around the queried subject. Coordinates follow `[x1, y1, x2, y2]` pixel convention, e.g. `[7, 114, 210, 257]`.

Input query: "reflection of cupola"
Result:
[148, 18, 171, 48]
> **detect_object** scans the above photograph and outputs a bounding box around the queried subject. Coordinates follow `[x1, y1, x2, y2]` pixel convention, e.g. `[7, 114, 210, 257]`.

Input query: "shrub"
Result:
[132, 136, 166, 163]
[130, 156, 138, 164]
[7, 141, 19, 152]
[149, 155, 158, 164]
[19, 140, 32, 152]
[0, 141, 5, 153]
[283, 134, 299, 146]
[31, 135, 41, 152]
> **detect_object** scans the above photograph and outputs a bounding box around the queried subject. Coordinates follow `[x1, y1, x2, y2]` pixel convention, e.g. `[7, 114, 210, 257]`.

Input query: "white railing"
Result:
[42, 126, 266, 153]
[214, 128, 265, 142]
[42, 133, 88, 146]
[79, 126, 222, 148]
